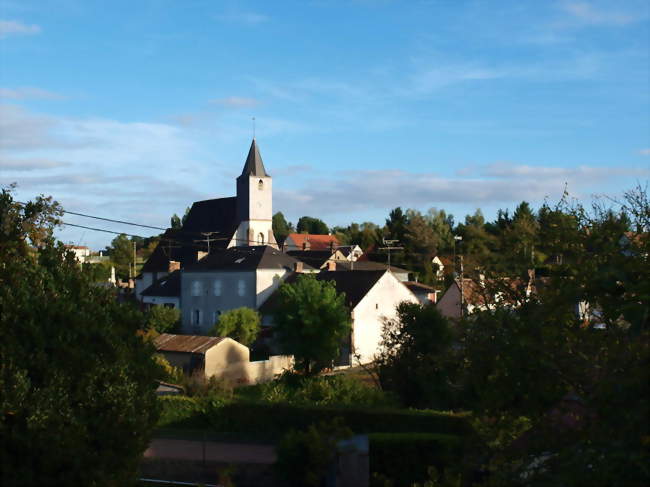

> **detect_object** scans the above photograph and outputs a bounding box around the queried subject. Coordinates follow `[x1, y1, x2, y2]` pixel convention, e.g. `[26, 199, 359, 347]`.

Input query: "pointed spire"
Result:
[241, 138, 269, 177]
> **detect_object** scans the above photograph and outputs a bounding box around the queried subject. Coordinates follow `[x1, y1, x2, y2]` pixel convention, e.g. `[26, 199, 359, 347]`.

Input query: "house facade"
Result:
[180, 246, 312, 334]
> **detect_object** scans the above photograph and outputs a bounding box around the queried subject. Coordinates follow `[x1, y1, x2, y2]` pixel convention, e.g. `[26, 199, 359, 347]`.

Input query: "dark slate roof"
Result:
[334, 260, 409, 275]
[140, 197, 239, 273]
[403, 281, 437, 293]
[185, 245, 315, 272]
[154, 333, 225, 354]
[286, 250, 337, 268]
[259, 270, 387, 314]
[241, 139, 268, 177]
[141, 270, 181, 297]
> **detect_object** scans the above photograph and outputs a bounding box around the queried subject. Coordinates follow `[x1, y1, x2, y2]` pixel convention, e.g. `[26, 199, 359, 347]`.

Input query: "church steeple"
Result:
[241, 138, 269, 177]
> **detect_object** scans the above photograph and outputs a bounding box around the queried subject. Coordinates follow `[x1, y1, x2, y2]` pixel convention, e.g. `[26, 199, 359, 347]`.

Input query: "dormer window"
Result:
[258, 179, 264, 190]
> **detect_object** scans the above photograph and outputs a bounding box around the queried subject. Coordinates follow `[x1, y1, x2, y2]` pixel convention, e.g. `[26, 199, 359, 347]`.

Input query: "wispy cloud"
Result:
[0, 87, 65, 100]
[274, 163, 650, 219]
[215, 12, 268, 25]
[0, 156, 68, 171]
[560, 1, 641, 26]
[640, 148, 650, 156]
[0, 19, 40, 39]
[211, 96, 260, 108]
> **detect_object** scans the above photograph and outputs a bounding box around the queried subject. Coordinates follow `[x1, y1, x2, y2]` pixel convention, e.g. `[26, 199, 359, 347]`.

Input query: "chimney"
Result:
[294, 261, 304, 273]
[327, 260, 336, 271]
[168, 260, 180, 272]
[197, 251, 208, 262]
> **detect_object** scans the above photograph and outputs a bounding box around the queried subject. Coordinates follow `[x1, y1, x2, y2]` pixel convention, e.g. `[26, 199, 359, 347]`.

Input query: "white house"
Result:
[260, 269, 419, 365]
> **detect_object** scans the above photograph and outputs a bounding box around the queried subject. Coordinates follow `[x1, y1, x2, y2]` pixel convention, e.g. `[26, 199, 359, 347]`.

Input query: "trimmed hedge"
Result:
[158, 396, 472, 438]
[369, 433, 464, 486]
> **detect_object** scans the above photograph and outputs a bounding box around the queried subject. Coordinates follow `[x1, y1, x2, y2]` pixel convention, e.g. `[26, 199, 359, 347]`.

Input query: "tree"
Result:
[272, 275, 351, 375]
[0, 188, 160, 486]
[273, 212, 294, 244]
[375, 302, 456, 409]
[296, 216, 329, 235]
[425, 207, 454, 254]
[457, 188, 649, 485]
[210, 307, 261, 346]
[170, 213, 182, 229]
[108, 233, 132, 278]
[385, 207, 408, 242]
[146, 306, 180, 334]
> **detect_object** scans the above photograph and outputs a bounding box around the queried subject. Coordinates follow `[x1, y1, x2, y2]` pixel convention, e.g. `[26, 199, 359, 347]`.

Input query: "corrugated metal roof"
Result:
[154, 333, 225, 354]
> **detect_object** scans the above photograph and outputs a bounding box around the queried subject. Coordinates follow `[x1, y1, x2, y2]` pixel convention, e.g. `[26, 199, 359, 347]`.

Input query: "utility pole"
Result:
[379, 239, 403, 271]
[194, 232, 218, 254]
[132, 241, 137, 280]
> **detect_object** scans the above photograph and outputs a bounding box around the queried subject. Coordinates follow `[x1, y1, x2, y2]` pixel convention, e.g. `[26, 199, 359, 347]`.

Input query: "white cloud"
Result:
[640, 148, 650, 156]
[273, 163, 650, 218]
[0, 19, 40, 39]
[211, 96, 260, 108]
[561, 1, 640, 26]
[0, 87, 65, 100]
[0, 156, 68, 170]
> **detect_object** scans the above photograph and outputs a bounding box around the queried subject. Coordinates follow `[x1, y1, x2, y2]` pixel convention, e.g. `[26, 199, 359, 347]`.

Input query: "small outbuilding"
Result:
[154, 333, 249, 378]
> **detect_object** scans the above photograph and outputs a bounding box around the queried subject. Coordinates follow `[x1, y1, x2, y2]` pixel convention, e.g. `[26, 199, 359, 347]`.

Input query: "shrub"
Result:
[275, 418, 352, 487]
[254, 373, 396, 408]
[369, 433, 464, 486]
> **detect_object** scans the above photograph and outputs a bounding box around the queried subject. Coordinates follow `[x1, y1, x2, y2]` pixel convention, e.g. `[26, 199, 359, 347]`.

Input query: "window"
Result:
[238, 279, 246, 297]
[213, 310, 221, 324]
[258, 232, 265, 245]
[193, 309, 201, 325]
[191, 280, 202, 296]
[258, 179, 264, 190]
[213, 279, 222, 296]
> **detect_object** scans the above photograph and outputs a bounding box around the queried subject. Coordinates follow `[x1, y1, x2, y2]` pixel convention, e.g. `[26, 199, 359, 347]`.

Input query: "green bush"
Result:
[157, 396, 204, 428]
[250, 373, 396, 408]
[369, 433, 464, 487]
[275, 418, 352, 487]
[209, 403, 471, 437]
[158, 395, 471, 439]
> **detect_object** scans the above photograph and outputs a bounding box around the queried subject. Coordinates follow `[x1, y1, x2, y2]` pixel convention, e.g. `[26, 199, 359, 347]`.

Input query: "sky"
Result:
[1, 0, 649, 250]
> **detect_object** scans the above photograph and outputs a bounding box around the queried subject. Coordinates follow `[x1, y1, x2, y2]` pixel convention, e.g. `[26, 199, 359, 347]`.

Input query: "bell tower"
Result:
[233, 139, 277, 248]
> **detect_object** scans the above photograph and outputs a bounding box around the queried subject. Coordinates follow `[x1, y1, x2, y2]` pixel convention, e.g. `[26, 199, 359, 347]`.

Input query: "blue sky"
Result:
[1, 0, 649, 249]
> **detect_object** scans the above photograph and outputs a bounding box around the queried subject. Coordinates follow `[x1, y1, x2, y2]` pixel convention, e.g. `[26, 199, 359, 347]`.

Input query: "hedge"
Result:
[369, 433, 464, 486]
[158, 396, 472, 438]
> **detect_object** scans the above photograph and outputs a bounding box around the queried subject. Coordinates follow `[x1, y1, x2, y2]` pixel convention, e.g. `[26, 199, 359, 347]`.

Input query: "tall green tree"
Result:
[296, 216, 329, 235]
[376, 303, 456, 409]
[425, 207, 454, 254]
[273, 212, 294, 244]
[385, 207, 408, 242]
[273, 275, 351, 375]
[170, 213, 182, 229]
[210, 307, 261, 346]
[0, 188, 160, 486]
[108, 233, 132, 278]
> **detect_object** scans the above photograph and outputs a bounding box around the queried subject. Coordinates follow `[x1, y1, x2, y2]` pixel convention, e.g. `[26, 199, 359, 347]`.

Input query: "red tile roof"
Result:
[286, 233, 340, 251]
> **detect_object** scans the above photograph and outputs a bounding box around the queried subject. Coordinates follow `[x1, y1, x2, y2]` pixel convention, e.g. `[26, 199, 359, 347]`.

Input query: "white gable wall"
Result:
[256, 268, 290, 308]
[352, 271, 419, 364]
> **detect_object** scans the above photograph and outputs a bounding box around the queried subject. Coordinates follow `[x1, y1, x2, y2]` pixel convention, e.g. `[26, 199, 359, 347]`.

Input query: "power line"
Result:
[17, 201, 167, 231]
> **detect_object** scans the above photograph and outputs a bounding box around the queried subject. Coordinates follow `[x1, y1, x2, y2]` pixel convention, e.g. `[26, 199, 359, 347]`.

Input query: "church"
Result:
[136, 139, 310, 331]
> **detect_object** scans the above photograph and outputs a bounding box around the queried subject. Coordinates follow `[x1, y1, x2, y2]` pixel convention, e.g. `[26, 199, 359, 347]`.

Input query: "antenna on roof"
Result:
[252, 116, 256, 139]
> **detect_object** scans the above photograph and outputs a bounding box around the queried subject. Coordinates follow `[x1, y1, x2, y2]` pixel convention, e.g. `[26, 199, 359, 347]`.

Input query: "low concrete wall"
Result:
[209, 355, 293, 386]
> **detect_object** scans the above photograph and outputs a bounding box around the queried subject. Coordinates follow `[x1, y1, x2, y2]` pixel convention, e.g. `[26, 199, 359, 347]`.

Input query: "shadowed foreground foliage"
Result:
[0, 188, 160, 486]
